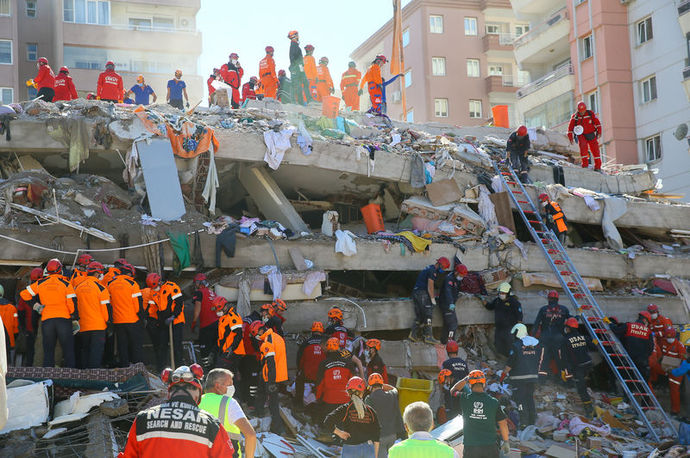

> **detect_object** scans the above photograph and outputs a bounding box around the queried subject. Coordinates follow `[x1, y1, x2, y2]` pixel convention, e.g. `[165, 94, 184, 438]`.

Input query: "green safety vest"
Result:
[199, 393, 243, 455]
[388, 438, 455, 458]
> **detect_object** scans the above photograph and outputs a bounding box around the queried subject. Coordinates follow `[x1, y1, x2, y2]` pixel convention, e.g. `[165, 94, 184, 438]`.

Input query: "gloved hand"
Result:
[560, 370, 568, 382]
[358, 89, 363, 96]
[449, 304, 455, 312]
[118, 100, 123, 103]
[430, 298, 437, 306]
[96, 96, 101, 100]
[191, 320, 197, 332]
[33, 303, 45, 314]
[165, 316, 175, 325]
[592, 338, 598, 345]
[25, 79, 35, 87]
[72, 320, 80, 335]
[186, 102, 190, 108]
[501, 440, 511, 455]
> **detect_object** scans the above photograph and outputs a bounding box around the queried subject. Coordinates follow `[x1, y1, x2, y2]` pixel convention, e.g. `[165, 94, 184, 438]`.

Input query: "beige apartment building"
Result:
[0, 0, 202, 105]
[350, 0, 529, 126]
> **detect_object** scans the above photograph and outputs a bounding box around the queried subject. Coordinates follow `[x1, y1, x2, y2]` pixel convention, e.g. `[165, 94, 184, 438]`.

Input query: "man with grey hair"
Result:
[388, 401, 458, 457]
[199, 368, 257, 457]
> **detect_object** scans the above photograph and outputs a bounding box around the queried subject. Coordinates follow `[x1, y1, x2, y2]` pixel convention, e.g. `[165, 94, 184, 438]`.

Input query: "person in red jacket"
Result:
[241, 77, 258, 103]
[207, 68, 220, 105]
[53, 67, 78, 101]
[191, 273, 219, 366]
[27, 57, 55, 102]
[567, 102, 603, 171]
[220, 53, 243, 109]
[649, 326, 686, 414]
[97, 61, 124, 103]
[295, 321, 326, 407]
[647, 303, 673, 338]
[315, 337, 356, 424]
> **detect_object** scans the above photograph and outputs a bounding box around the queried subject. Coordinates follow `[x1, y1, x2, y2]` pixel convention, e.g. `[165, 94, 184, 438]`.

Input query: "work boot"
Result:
[408, 322, 421, 342]
[423, 324, 440, 345]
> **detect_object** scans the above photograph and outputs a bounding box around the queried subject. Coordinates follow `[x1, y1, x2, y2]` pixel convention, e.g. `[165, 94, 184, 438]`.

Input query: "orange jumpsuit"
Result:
[259, 55, 278, 99]
[0, 300, 19, 348]
[304, 55, 318, 100]
[360, 64, 383, 113]
[340, 68, 362, 110]
[650, 315, 673, 338]
[315, 64, 334, 102]
[650, 338, 686, 413]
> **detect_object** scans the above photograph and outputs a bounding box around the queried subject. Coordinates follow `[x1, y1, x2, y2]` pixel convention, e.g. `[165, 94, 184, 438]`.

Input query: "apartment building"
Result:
[350, 0, 527, 126]
[0, 0, 203, 104]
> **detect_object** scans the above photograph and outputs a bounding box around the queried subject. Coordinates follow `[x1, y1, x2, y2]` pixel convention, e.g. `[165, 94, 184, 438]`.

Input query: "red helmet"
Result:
[565, 317, 579, 329]
[639, 311, 652, 323]
[438, 369, 452, 385]
[368, 373, 384, 386]
[446, 340, 459, 354]
[345, 376, 366, 392]
[119, 264, 135, 277]
[278, 69, 286, 76]
[538, 193, 549, 201]
[311, 321, 324, 333]
[59, 66, 69, 74]
[468, 369, 486, 386]
[577, 102, 587, 112]
[86, 261, 104, 275]
[38, 57, 48, 65]
[229, 53, 239, 59]
[248, 320, 265, 337]
[287, 30, 299, 40]
[161, 364, 204, 397]
[664, 326, 676, 338]
[46, 258, 62, 274]
[105, 61, 114, 68]
[366, 338, 381, 351]
[77, 253, 94, 266]
[304, 44, 315, 51]
[146, 272, 161, 289]
[547, 290, 559, 299]
[30, 267, 44, 281]
[114, 258, 127, 267]
[211, 296, 228, 312]
[319, 57, 329, 65]
[375, 54, 388, 63]
[437, 257, 451, 270]
[194, 273, 207, 283]
[265, 46, 274, 53]
[273, 299, 287, 312]
[455, 264, 468, 276]
[249, 76, 258, 83]
[328, 307, 344, 321]
[647, 304, 659, 314]
[517, 125, 528, 136]
[326, 337, 340, 351]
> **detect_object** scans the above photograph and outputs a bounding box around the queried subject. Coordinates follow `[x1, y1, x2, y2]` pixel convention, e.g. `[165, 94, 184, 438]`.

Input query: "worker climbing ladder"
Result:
[493, 160, 676, 442]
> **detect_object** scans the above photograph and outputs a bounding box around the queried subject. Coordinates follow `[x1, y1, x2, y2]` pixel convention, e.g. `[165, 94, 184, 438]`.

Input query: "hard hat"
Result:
[77, 253, 94, 266]
[446, 339, 459, 354]
[348, 61, 356, 68]
[326, 337, 340, 351]
[319, 57, 329, 65]
[538, 193, 549, 201]
[517, 125, 528, 136]
[565, 317, 579, 329]
[547, 290, 559, 299]
[30, 267, 43, 281]
[46, 258, 62, 274]
[375, 54, 388, 63]
[249, 76, 258, 83]
[114, 258, 127, 267]
[136, 74, 144, 83]
[345, 376, 366, 392]
[311, 321, 324, 333]
[160, 364, 204, 396]
[368, 373, 384, 386]
[468, 369, 486, 386]
[211, 296, 228, 312]
[248, 320, 265, 337]
[438, 369, 452, 385]
[366, 338, 381, 351]
[328, 307, 344, 321]
[455, 264, 468, 276]
[273, 299, 287, 313]
[260, 303, 275, 316]
[436, 257, 451, 270]
[639, 311, 652, 323]
[105, 61, 114, 68]
[511, 323, 528, 339]
[86, 261, 105, 275]
[229, 53, 239, 59]
[498, 282, 511, 294]
[647, 304, 659, 313]
[278, 69, 286, 76]
[146, 272, 161, 289]
[664, 326, 676, 338]
[193, 273, 207, 283]
[120, 264, 135, 277]
[38, 57, 48, 65]
[577, 102, 586, 112]
[304, 44, 315, 51]
[287, 30, 299, 40]
[265, 46, 274, 53]
[59, 66, 69, 74]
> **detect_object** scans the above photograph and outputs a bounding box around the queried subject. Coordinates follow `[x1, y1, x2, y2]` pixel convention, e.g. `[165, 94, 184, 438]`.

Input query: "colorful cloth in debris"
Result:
[397, 231, 432, 252]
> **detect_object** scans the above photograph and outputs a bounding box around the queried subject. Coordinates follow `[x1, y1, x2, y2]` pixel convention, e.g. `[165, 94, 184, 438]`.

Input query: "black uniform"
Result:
[289, 41, 312, 104]
[611, 318, 654, 380]
[484, 295, 523, 356]
[506, 337, 544, 427]
[278, 75, 292, 103]
[534, 301, 570, 378]
[506, 131, 531, 181]
[438, 275, 462, 342]
[442, 357, 469, 381]
[558, 329, 594, 412]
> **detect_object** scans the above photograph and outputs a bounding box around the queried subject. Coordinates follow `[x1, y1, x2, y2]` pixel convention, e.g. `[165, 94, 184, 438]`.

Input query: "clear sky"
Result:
[198, 0, 410, 90]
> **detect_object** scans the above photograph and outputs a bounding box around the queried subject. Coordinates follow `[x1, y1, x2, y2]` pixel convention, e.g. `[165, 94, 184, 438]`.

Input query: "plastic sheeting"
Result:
[136, 138, 186, 221]
[0, 380, 50, 434]
[478, 185, 499, 229]
[335, 230, 357, 256]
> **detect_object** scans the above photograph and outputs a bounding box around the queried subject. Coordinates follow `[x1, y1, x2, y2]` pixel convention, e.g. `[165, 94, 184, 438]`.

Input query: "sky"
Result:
[198, 0, 410, 89]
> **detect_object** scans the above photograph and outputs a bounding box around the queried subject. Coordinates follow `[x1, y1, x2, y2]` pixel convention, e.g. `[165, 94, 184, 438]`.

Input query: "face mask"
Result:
[667, 338, 675, 344]
[216, 311, 223, 317]
[225, 385, 235, 398]
[231, 59, 238, 65]
[138, 82, 144, 87]
[651, 313, 658, 320]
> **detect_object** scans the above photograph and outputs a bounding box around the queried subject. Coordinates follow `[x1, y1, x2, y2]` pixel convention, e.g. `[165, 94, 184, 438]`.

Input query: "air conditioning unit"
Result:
[179, 17, 192, 29]
[390, 91, 401, 103]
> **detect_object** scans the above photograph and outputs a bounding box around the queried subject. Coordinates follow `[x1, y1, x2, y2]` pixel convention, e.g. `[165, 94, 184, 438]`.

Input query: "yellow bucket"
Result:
[396, 377, 434, 415]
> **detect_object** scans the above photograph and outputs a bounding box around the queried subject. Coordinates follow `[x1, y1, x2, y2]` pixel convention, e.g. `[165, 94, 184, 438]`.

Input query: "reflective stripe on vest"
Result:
[199, 394, 243, 443]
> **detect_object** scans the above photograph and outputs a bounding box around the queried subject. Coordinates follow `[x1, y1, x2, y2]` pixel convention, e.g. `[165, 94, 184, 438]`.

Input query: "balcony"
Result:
[679, 0, 690, 36]
[513, 7, 570, 67]
[683, 66, 690, 102]
[517, 63, 572, 98]
[509, 0, 564, 16]
[62, 22, 201, 53]
[115, 0, 200, 9]
[483, 33, 515, 59]
[485, 75, 518, 95]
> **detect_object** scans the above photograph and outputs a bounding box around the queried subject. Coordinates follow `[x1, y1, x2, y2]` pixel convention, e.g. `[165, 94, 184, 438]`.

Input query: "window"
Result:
[406, 109, 414, 123]
[464, 17, 477, 36]
[0, 40, 12, 64]
[25, 0, 36, 17]
[641, 75, 657, 103]
[637, 17, 653, 45]
[469, 100, 482, 118]
[515, 24, 530, 36]
[517, 70, 530, 86]
[0, 88, 12, 105]
[0, 0, 9, 16]
[434, 98, 448, 117]
[430, 15, 443, 34]
[524, 92, 573, 128]
[404, 70, 412, 88]
[645, 135, 661, 162]
[402, 29, 410, 47]
[63, 0, 110, 25]
[153, 17, 174, 30]
[26, 43, 37, 61]
[488, 64, 503, 76]
[486, 23, 501, 35]
[431, 57, 446, 76]
[581, 35, 593, 60]
[587, 90, 599, 113]
[467, 59, 480, 78]
[129, 18, 152, 29]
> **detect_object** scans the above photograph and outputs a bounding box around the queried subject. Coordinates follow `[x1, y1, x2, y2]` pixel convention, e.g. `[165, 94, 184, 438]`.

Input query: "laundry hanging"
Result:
[263, 127, 296, 170]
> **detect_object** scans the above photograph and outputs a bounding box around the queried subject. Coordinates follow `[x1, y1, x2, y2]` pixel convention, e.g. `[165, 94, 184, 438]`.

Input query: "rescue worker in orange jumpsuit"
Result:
[649, 326, 685, 415]
[567, 102, 602, 171]
[149, 274, 185, 370]
[207, 68, 220, 105]
[250, 321, 287, 434]
[295, 321, 326, 407]
[259, 46, 279, 99]
[538, 193, 568, 244]
[97, 61, 124, 103]
[647, 304, 673, 338]
[191, 273, 219, 366]
[27, 57, 55, 102]
[53, 67, 78, 101]
[340, 61, 362, 111]
[241, 77, 257, 103]
[102, 258, 126, 286]
[303, 44, 318, 100]
[70, 253, 93, 287]
[358, 54, 402, 115]
[0, 285, 18, 364]
[107, 263, 145, 367]
[215, 296, 244, 373]
[288, 31, 312, 105]
[220, 53, 244, 109]
[314, 57, 334, 102]
[21, 258, 78, 367]
[75, 261, 111, 368]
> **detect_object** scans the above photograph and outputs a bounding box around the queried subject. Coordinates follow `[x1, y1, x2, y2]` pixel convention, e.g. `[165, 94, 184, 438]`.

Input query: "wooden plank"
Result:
[489, 191, 516, 233]
[426, 179, 463, 207]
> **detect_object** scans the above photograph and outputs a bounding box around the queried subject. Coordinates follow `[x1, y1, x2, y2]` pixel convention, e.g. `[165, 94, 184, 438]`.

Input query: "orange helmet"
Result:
[565, 317, 579, 329]
[146, 272, 161, 289]
[326, 337, 340, 351]
[345, 376, 366, 392]
[438, 369, 452, 385]
[328, 307, 344, 322]
[368, 373, 384, 386]
[260, 303, 276, 316]
[468, 370, 486, 386]
[311, 321, 324, 333]
[287, 30, 299, 40]
[273, 299, 287, 313]
[366, 338, 381, 351]
[248, 320, 265, 337]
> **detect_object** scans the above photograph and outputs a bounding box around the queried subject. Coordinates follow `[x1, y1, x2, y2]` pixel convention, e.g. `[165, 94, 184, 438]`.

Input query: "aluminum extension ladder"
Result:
[493, 160, 676, 442]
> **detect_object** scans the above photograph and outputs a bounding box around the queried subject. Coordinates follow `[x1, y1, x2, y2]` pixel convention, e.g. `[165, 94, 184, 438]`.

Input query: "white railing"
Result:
[109, 23, 198, 34]
[517, 63, 573, 98]
[514, 7, 568, 47]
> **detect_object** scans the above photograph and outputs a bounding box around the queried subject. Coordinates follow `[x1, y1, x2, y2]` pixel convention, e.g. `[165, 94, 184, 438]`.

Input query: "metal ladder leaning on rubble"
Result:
[493, 160, 676, 442]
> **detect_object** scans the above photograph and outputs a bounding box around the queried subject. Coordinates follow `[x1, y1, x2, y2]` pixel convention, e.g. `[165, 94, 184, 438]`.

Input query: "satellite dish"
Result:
[674, 123, 688, 141]
[573, 125, 584, 135]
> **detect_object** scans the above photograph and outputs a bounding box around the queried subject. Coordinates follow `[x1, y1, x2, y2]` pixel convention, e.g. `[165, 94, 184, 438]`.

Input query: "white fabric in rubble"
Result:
[601, 197, 628, 250]
[201, 143, 220, 215]
[569, 416, 611, 437]
[263, 127, 295, 170]
[296, 120, 313, 156]
[235, 274, 251, 318]
[335, 230, 357, 256]
[55, 391, 120, 418]
[478, 185, 499, 229]
[321, 211, 340, 237]
[0, 380, 50, 434]
[259, 265, 283, 301]
[303, 271, 326, 296]
[583, 195, 600, 212]
[491, 174, 504, 193]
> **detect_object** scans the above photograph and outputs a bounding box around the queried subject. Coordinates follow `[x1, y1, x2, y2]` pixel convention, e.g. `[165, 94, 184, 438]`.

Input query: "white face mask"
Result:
[667, 338, 675, 344]
[231, 59, 238, 65]
[216, 311, 223, 317]
[651, 313, 658, 320]
[225, 385, 235, 398]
